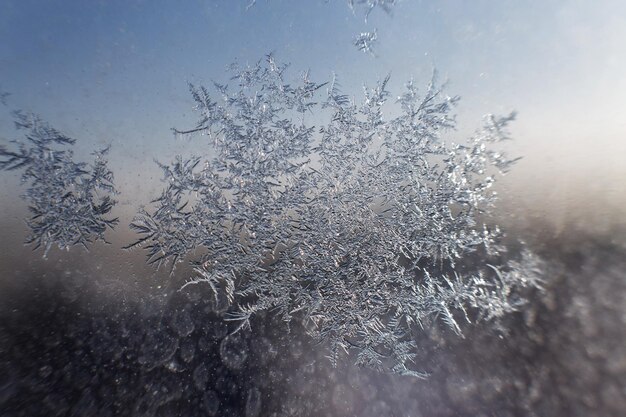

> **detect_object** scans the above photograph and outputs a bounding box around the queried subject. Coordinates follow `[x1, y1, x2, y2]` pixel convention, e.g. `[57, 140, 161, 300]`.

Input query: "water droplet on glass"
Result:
[219, 332, 248, 370]
[245, 387, 262, 417]
[170, 309, 195, 337]
[203, 390, 220, 416]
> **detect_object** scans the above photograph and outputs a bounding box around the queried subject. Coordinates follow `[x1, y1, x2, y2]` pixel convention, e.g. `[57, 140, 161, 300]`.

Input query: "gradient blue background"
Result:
[1, 0, 625, 240]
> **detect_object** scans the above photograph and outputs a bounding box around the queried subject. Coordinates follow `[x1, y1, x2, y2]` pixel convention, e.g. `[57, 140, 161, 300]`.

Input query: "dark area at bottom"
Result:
[1, 234, 625, 416]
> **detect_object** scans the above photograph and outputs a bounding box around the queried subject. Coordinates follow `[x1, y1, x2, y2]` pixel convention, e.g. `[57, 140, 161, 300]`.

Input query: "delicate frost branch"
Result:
[349, 0, 400, 22]
[246, 0, 257, 11]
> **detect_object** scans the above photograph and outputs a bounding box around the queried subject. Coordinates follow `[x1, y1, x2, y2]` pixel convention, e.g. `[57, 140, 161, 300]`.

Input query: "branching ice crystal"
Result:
[353, 29, 378, 55]
[247, 0, 400, 22]
[0, 111, 119, 258]
[245, 0, 258, 11]
[128, 55, 543, 376]
[348, 0, 399, 22]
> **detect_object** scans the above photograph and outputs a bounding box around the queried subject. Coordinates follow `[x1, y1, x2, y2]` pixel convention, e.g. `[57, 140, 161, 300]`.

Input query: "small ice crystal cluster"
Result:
[247, 0, 399, 19]
[127, 54, 543, 376]
[0, 111, 118, 257]
[244, 1, 395, 56]
[348, 0, 400, 23]
[353, 30, 378, 55]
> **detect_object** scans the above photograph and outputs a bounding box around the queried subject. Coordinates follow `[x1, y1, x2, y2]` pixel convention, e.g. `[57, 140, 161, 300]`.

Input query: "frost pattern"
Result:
[128, 55, 543, 376]
[0, 112, 118, 257]
[245, 1, 397, 55]
[348, 0, 399, 23]
[353, 30, 378, 55]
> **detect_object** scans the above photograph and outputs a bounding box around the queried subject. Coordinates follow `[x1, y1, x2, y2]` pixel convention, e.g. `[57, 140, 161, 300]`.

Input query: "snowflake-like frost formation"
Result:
[353, 29, 378, 55]
[0, 111, 119, 258]
[128, 55, 542, 376]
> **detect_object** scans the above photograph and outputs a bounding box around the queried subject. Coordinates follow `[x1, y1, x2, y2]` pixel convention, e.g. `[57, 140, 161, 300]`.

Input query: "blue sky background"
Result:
[1, 0, 625, 236]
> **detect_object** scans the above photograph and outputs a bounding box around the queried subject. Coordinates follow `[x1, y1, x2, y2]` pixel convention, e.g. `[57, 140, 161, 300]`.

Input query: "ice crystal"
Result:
[353, 29, 378, 55]
[0, 111, 118, 258]
[128, 55, 543, 375]
[348, 0, 399, 22]
[247, 0, 400, 21]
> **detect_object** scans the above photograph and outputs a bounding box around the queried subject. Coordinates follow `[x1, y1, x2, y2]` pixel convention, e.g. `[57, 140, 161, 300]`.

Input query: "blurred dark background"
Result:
[1, 216, 625, 416]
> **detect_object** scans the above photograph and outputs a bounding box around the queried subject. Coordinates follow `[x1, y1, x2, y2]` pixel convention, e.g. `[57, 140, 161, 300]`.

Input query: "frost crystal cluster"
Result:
[348, 0, 399, 22]
[128, 55, 542, 376]
[247, 0, 400, 22]
[0, 112, 118, 257]
[353, 30, 378, 55]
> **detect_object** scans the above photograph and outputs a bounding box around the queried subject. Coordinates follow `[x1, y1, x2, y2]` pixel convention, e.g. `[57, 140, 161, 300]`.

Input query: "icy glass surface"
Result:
[1, 1, 625, 416]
